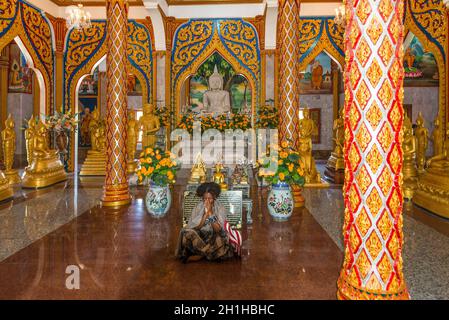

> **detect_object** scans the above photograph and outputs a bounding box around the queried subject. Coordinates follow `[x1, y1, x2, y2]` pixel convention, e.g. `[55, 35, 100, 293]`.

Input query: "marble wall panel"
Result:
[7, 93, 33, 155]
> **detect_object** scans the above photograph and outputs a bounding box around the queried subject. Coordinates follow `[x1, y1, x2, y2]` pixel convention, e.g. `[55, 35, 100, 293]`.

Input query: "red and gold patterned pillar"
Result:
[102, 0, 131, 207]
[337, 0, 408, 299]
[277, 0, 300, 147]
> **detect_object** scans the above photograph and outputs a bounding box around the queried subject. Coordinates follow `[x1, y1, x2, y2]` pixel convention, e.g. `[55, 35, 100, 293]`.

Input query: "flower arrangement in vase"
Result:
[136, 147, 180, 217]
[43, 109, 79, 154]
[258, 141, 305, 220]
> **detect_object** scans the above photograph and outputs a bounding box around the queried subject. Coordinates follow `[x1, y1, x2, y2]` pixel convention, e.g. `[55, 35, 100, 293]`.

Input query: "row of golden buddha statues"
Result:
[0, 114, 67, 201]
[80, 103, 160, 176]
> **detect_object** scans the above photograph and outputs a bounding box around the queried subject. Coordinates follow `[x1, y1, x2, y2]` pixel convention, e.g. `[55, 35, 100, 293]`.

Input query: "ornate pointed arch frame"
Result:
[0, 0, 55, 115]
[170, 19, 262, 126]
[63, 19, 155, 170]
[403, 0, 447, 131]
[298, 16, 345, 71]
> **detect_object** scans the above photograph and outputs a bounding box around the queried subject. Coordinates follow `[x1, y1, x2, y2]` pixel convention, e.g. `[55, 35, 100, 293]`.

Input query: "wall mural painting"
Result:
[78, 69, 99, 96]
[300, 52, 333, 95]
[188, 52, 252, 114]
[78, 98, 98, 148]
[8, 42, 33, 94]
[403, 34, 439, 87]
[127, 74, 142, 96]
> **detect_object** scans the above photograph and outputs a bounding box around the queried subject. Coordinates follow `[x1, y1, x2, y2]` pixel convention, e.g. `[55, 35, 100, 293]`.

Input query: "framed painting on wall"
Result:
[8, 42, 33, 94]
[300, 52, 333, 95]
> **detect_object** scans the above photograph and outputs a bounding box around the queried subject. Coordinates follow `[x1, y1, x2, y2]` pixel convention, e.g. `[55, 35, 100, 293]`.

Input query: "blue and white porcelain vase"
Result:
[145, 182, 171, 217]
[267, 182, 294, 221]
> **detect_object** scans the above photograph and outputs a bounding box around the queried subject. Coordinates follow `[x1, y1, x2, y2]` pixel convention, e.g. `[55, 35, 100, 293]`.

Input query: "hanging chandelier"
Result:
[66, 4, 92, 30]
[443, 0, 449, 7]
[334, 4, 345, 26]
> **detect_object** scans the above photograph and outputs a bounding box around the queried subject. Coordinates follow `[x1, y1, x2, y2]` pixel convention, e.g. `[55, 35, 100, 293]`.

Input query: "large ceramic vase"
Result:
[267, 182, 294, 221]
[55, 130, 69, 154]
[145, 182, 171, 217]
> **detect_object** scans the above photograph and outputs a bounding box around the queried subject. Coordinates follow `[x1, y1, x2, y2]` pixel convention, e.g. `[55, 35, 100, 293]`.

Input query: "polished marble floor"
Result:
[0, 167, 448, 299]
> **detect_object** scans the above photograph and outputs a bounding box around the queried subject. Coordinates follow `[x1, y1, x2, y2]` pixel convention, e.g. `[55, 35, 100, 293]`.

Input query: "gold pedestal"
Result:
[403, 159, 418, 200]
[413, 167, 449, 218]
[291, 184, 305, 208]
[0, 171, 13, 201]
[79, 150, 106, 176]
[324, 152, 345, 184]
[22, 154, 67, 188]
[4, 169, 21, 185]
[127, 159, 138, 175]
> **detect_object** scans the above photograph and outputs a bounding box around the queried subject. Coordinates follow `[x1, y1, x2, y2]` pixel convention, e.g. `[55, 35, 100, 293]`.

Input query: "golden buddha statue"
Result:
[24, 115, 36, 166]
[298, 108, 321, 184]
[431, 116, 444, 157]
[414, 130, 449, 218]
[415, 112, 429, 171]
[189, 153, 207, 184]
[79, 108, 106, 176]
[213, 162, 228, 190]
[138, 103, 160, 149]
[325, 107, 345, 184]
[1, 115, 21, 184]
[127, 110, 138, 174]
[402, 115, 417, 200]
[22, 121, 67, 188]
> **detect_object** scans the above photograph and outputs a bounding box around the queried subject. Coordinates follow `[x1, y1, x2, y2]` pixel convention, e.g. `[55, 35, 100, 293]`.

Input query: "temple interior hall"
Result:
[0, 0, 449, 300]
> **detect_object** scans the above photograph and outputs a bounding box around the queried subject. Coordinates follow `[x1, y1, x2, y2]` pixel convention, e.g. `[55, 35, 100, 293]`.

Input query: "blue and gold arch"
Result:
[298, 16, 345, 71]
[403, 0, 448, 129]
[170, 19, 261, 124]
[0, 0, 54, 115]
[64, 20, 154, 113]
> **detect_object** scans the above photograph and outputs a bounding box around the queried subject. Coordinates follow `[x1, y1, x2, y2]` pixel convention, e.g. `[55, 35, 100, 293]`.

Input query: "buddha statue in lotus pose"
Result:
[298, 108, 320, 184]
[415, 112, 429, 171]
[402, 115, 418, 200]
[22, 120, 67, 188]
[189, 153, 207, 184]
[213, 162, 228, 190]
[138, 103, 160, 149]
[1, 115, 21, 184]
[202, 65, 231, 116]
[426, 130, 449, 169]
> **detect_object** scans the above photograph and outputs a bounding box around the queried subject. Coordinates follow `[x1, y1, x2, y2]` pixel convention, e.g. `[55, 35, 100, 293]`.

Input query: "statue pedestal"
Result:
[79, 150, 106, 176]
[4, 169, 21, 185]
[324, 152, 344, 184]
[22, 154, 67, 188]
[127, 159, 138, 175]
[413, 167, 449, 218]
[0, 172, 13, 201]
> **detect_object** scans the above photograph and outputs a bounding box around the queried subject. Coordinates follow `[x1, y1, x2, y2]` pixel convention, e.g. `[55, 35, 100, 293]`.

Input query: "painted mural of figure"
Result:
[404, 47, 415, 69]
[311, 60, 323, 90]
[9, 60, 24, 90]
[80, 108, 92, 146]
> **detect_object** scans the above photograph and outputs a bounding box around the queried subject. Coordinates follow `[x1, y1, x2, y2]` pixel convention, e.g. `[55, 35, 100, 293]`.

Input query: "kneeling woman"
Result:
[176, 182, 236, 263]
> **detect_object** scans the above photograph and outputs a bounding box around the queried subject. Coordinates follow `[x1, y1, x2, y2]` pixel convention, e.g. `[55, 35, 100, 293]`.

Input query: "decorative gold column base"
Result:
[127, 159, 138, 175]
[291, 184, 305, 208]
[337, 274, 409, 300]
[79, 150, 106, 176]
[4, 169, 22, 185]
[413, 168, 449, 218]
[0, 171, 13, 202]
[102, 183, 131, 208]
[22, 156, 67, 189]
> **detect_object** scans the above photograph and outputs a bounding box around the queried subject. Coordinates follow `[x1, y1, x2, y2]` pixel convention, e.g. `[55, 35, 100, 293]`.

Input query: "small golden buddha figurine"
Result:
[189, 153, 207, 184]
[1, 115, 21, 184]
[213, 162, 228, 190]
[79, 108, 106, 176]
[431, 116, 444, 157]
[22, 121, 67, 188]
[402, 115, 418, 200]
[231, 163, 248, 185]
[127, 110, 138, 174]
[415, 112, 429, 171]
[24, 115, 36, 166]
[298, 108, 321, 184]
[138, 103, 160, 149]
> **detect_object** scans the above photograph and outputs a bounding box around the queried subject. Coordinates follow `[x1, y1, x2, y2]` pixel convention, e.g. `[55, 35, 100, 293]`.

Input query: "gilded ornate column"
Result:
[49, 17, 67, 113]
[277, 0, 300, 147]
[0, 47, 8, 131]
[337, 0, 408, 299]
[102, 0, 131, 207]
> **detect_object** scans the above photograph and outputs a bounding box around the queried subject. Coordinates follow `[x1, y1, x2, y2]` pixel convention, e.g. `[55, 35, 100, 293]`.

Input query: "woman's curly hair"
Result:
[196, 182, 221, 198]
